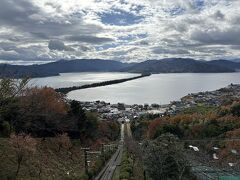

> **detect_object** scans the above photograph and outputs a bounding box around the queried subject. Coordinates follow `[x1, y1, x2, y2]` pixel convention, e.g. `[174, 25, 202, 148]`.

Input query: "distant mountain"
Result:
[0, 59, 132, 78]
[0, 58, 240, 78]
[123, 58, 239, 73]
[229, 59, 240, 63]
[206, 60, 240, 71]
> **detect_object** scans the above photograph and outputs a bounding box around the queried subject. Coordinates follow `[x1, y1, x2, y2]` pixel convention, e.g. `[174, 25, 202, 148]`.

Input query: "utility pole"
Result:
[101, 143, 106, 163]
[81, 148, 90, 175]
[143, 170, 146, 180]
[101, 143, 104, 155]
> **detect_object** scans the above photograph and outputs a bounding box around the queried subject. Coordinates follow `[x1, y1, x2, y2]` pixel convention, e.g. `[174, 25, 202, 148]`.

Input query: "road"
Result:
[95, 123, 124, 180]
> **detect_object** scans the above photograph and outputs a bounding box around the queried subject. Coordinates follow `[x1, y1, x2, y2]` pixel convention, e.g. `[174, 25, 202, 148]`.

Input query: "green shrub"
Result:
[120, 150, 133, 180]
[120, 171, 130, 179]
[120, 166, 132, 173]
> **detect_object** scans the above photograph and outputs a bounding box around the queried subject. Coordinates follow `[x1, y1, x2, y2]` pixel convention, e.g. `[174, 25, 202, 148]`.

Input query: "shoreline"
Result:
[74, 83, 240, 119]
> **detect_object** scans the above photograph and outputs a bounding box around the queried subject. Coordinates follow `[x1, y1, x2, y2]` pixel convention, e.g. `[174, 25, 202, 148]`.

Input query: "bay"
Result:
[67, 73, 240, 105]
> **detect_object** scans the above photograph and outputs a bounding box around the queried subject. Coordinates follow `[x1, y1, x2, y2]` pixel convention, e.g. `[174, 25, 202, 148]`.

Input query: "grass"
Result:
[119, 150, 133, 180]
[112, 165, 120, 180]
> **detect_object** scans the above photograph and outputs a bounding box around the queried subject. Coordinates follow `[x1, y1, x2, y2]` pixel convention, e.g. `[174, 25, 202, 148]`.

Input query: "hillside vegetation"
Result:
[0, 78, 120, 179]
[131, 100, 240, 172]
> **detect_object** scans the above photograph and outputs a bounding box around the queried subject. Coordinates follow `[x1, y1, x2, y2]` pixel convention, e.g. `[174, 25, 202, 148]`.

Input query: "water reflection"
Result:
[67, 73, 240, 105]
[29, 72, 138, 88]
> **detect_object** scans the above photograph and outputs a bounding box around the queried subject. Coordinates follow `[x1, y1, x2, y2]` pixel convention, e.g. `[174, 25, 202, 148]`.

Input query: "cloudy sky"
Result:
[0, 0, 240, 64]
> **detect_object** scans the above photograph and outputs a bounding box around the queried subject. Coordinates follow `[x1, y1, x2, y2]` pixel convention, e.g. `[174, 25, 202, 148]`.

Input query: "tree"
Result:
[154, 124, 184, 139]
[0, 78, 29, 100]
[69, 100, 86, 133]
[2, 121, 11, 137]
[20, 87, 68, 116]
[231, 102, 240, 116]
[9, 133, 37, 178]
[84, 112, 98, 139]
[143, 134, 189, 180]
[98, 121, 120, 141]
[68, 100, 98, 141]
[17, 87, 68, 134]
[69, 103, 98, 141]
[69, 100, 85, 117]
[0, 78, 29, 131]
[55, 133, 72, 152]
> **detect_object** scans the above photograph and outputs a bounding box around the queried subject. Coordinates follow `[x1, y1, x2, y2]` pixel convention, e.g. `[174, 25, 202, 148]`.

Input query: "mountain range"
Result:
[124, 59, 240, 73]
[0, 58, 240, 78]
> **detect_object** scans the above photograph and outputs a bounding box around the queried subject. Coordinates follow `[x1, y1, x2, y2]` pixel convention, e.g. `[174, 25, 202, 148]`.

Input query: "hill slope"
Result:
[123, 58, 238, 73]
[0, 58, 239, 78]
[206, 60, 240, 71]
[0, 59, 132, 78]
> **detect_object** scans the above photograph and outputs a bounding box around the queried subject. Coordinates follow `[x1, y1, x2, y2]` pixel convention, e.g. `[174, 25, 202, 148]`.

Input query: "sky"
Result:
[0, 0, 240, 64]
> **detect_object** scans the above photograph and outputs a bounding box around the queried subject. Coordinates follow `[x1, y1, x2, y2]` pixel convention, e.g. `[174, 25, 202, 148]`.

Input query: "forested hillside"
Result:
[130, 100, 240, 179]
[0, 78, 120, 179]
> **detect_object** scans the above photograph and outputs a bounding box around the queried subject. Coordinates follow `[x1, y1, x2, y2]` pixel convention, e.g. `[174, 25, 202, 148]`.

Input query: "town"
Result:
[79, 84, 240, 121]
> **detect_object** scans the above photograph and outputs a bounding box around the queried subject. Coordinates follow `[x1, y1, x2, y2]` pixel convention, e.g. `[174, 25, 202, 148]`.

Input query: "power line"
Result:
[181, 138, 240, 142]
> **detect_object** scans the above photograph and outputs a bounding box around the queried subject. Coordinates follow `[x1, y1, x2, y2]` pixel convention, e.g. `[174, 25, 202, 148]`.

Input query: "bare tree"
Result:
[55, 133, 72, 152]
[9, 133, 37, 178]
[0, 78, 29, 99]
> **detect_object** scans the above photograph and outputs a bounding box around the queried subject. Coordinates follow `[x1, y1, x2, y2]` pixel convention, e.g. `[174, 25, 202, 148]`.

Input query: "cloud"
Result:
[191, 27, 240, 45]
[66, 35, 114, 44]
[153, 47, 189, 55]
[48, 40, 74, 51]
[212, 10, 225, 20]
[0, 0, 240, 64]
[0, 0, 39, 26]
[0, 50, 20, 60]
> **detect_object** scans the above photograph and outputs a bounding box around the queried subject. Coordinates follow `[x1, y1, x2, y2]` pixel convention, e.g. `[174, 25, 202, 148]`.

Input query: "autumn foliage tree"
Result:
[20, 87, 68, 116]
[131, 101, 240, 173]
[230, 101, 240, 116]
[146, 101, 240, 140]
[17, 87, 68, 134]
